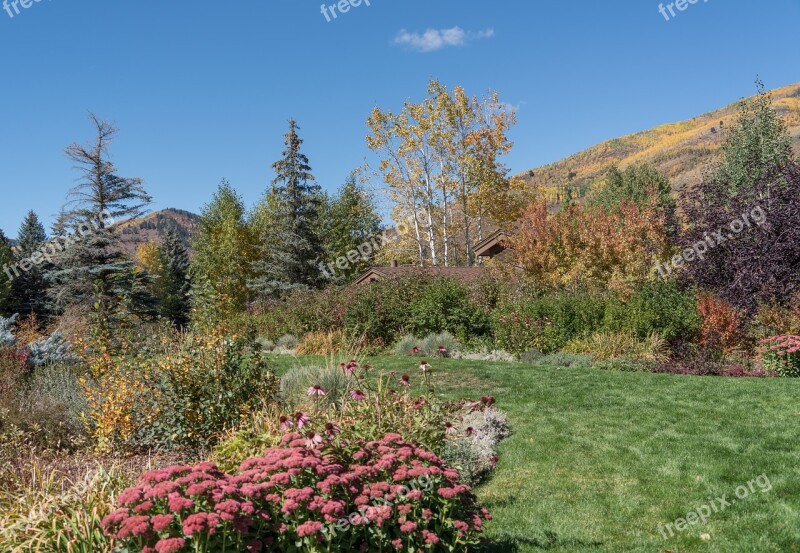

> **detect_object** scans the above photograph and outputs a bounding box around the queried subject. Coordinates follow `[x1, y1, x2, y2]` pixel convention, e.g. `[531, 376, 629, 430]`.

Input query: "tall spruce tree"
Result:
[155, 226, 191, 328]
[46, 115, 153, 325]
[249, 120, 325, 297]
[0, 230, 14, 316]
[9, 211, 49, 319]
[190, 180, 255, 317]
[323, 172, 383, 282]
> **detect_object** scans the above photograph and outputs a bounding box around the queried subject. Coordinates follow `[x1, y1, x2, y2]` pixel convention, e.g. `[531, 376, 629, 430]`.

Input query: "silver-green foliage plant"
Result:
[28, 332, 78, 367]
[276, 333, 299, 350]
[443, 406, 511, 486]
[0, 314, 18, 348]
[256, 337, 275, 352]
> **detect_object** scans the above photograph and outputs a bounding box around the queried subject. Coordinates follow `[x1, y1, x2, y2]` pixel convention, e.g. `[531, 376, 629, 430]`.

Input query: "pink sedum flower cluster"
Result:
[759, 334, 800, 377]
[104, 433, 490, 552]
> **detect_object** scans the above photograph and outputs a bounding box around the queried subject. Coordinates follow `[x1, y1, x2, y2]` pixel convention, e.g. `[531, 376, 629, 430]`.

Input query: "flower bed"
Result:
[104, 433, 490, 552]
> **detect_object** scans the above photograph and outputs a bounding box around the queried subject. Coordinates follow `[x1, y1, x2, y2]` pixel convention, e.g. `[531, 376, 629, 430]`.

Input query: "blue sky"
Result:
[0, 0, 798, 234]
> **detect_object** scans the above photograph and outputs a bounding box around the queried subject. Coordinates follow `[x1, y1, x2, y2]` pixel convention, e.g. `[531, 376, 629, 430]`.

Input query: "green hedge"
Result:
[492, 280, 699, 354]
[247, 275, 492, 347]
[246, 276, 699, 354]
[604, 280, 700, 342]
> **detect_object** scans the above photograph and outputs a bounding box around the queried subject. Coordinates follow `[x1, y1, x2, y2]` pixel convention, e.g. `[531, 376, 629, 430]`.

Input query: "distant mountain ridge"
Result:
[119, 208, 200, 255]
[517, 82, 800, 203]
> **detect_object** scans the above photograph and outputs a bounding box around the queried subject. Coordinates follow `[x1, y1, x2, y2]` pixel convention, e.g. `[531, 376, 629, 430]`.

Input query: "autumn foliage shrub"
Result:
[78, 329, 280, 452]
[751, 292, 800, 341]
[508, 199, 672, 295]
[136, 334, 280, 452]
[0, 346, 28, 398]
[696, 293, 746, 356]
[104, 433, 491, 552]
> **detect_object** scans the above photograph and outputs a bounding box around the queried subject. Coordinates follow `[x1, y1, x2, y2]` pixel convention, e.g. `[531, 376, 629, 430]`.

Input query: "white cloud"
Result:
[393, 27, 495, 53]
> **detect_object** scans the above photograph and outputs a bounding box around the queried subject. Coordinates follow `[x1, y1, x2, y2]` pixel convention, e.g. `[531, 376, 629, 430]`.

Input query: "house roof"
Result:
[473, 229, 509, 258]
[353, 265, 487, 286]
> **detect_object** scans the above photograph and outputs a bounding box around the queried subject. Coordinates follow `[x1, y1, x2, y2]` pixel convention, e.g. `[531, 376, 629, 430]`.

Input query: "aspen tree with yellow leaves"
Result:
[367, 80, 527, 267]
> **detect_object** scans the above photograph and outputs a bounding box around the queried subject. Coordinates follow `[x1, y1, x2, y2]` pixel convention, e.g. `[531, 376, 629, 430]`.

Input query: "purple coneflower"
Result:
[294, 412, 311, 428]
[437, 346, 448, 354]
[279, 415, 293, 431]
[481, 395, 496, 407]
[465, 427, 475, 436]
[307, 384, 326, 397]
[419, 360, 431, 373]
[344, 360, 358, 376]
[399, 374, 411, 387]
[444, 423, 457, 435]
[305, 431, 323, 449]
[412, 346, 421, 354]
[324, 422, 341, 437]
[350, 389, 366, 401]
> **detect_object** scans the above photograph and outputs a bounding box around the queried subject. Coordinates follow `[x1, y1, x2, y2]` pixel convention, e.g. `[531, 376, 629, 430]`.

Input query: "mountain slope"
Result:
[118, 208, 200, 255]
[518, 83, 800, 202]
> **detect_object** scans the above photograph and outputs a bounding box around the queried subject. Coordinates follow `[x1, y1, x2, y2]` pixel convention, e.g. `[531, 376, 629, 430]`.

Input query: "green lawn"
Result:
[266, 355, 800, 552]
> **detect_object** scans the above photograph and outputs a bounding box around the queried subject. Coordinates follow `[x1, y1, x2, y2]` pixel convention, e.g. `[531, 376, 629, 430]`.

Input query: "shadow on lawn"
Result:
[480, 531, 604, 551]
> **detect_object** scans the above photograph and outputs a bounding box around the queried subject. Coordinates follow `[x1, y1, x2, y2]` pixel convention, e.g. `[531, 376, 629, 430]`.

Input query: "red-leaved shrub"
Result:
[104, 433, 490, 552]
[696, 293, 746, 355]
[0, 346, 29, 397]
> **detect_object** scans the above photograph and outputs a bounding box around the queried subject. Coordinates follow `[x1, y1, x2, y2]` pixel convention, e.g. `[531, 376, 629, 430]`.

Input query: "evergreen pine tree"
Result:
[9, 211, 49, 319]
[324, 172, 383, 282]
[0, 230, 14, 316]
[249, 119, 326, 297]
[155, 226, 191, 328]
[45, 115, 153, 325]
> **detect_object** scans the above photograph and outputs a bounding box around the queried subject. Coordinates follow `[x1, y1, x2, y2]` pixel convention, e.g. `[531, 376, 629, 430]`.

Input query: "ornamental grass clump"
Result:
[393, 332, 462, 358]
[104, 433, 491, 552]
[0, 463, 126, 553]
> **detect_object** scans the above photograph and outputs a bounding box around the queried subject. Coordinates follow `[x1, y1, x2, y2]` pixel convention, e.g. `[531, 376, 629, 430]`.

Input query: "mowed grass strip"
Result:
[266, 355, 800, 552]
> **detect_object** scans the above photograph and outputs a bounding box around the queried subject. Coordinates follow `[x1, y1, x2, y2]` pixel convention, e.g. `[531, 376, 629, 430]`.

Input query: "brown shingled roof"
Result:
[473, 229, 509, 258]
[353, 265, 486, 286]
